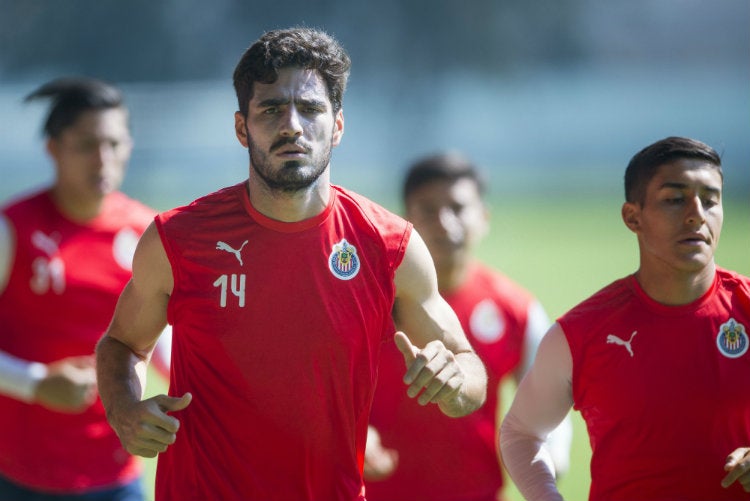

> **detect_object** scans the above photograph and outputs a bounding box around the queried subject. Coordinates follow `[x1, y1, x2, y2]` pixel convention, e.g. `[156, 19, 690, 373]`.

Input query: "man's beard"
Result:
[248, 135, 332, 193]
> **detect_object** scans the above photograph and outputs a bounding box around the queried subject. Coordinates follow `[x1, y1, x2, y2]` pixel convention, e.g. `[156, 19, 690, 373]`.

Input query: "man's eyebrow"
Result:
[255, 97, 289, 108]
[659, 181, 722, 195]
[295, 97, 328, 108]
[255, 97, 327, 108]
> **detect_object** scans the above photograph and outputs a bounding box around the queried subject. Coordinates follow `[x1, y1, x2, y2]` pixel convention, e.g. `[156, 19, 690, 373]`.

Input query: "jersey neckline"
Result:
[626, 270, 719, 316]
[239, 181, 335, 233]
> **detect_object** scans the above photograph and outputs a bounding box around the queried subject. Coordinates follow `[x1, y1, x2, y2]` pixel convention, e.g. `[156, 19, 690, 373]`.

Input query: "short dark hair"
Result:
[24, 77, 125, 139]
[402, 152, 487, 202]
[232, 27, 351, 117]
[624, 136, 722, 204]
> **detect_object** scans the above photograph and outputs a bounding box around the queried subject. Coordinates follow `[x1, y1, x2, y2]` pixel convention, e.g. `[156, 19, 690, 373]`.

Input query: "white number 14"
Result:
[213, 274, 246, 307]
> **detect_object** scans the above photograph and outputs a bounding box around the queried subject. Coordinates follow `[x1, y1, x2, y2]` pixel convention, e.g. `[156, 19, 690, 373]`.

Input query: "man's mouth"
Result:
[678, 234, 708, 246]
[271, 138, 308, 155]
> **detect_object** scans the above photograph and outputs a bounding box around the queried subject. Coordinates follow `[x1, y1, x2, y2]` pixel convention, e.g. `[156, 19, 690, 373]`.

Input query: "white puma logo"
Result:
[606, 331, 638, 357]
[31, 231, 59, 256]
[30, 231, 65, 294]
[216, 240, 248, 266]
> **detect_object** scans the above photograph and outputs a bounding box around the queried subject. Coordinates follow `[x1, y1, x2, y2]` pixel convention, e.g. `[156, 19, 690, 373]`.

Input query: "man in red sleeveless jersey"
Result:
[500, 136, 750, 500]
[364, 152, 571, 501]
[95, 27, 487, 501]
[0, 78, 169, 500]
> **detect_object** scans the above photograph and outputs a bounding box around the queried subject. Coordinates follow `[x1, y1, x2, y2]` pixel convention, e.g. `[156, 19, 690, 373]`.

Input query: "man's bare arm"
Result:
[96, 222, 190, 457]
[392, 229, 487, 417]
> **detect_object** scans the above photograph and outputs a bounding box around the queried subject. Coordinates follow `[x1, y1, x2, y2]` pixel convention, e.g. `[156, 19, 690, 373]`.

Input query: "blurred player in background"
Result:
[95, 27, 487, 501]
[0, 77, 169, 500]
[500, 136, 750, 500]
[365, 152, 571, 501]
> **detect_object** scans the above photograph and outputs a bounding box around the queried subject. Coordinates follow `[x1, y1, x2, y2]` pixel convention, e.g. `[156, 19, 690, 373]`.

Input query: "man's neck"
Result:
[634, 261, 716, 306]
[436, 261, 472, 295]
[246, 177, 330, 223]
[50, 187, 104, 222]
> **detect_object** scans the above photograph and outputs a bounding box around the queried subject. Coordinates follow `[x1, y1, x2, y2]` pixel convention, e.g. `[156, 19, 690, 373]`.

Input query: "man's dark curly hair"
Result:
[233, 27, 351, 117]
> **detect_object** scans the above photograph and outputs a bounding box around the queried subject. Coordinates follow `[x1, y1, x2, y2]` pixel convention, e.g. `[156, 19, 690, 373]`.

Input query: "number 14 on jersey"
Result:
[213, 274, 246, 307]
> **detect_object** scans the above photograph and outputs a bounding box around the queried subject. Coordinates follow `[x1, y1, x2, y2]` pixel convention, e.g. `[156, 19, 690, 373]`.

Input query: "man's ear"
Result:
[621, 202, 640, 233]
[477, 203, 491, 240]
[45, 138, 63, 178]
[234, 111, 249, 147]
[45, 137, 58, 159]
[331, 108, 344, 147]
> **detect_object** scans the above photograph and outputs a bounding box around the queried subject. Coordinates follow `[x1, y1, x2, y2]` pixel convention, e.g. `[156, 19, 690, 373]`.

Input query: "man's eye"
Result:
[75, 141, 98, 153]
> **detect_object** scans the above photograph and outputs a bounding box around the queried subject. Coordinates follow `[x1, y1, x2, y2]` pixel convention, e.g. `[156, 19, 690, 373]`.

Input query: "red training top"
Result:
[0, 189, 153, 492]
[368, 262, 537, 501]
[561, 269, 750, 501]
[154, 182, 411, 501]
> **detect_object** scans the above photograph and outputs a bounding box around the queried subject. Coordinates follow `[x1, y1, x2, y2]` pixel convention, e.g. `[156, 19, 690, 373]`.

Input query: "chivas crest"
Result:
[716, 318, 748, 358]
[328, 238, 360, 280]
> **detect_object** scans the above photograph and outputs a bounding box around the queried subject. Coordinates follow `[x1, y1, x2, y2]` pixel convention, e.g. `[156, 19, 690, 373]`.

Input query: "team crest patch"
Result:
[328, 239, 360, 280]
[470, 299, 505, 343]
[716, 318, 748, 359]
[112, 227, 140, 271]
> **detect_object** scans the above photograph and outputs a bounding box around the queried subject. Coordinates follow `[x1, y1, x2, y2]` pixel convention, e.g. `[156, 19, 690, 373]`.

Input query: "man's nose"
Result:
[280, 108, 303, 137]
[685, 196, 706, 226]
[437, 208, 463, 241]
[93, 142, 116, 166]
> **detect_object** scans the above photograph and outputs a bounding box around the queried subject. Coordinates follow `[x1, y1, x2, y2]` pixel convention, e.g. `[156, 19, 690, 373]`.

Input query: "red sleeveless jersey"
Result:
[368, 262, 535, 501]
[560, 268, 750, 501]
[0, 189, 154, 492]
[154, 183, 411, 501]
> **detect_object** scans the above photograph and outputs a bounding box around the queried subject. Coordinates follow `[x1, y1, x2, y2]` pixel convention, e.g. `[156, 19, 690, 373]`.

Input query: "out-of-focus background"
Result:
[1, 0, 748, 208]
[1, 2, 748, 500]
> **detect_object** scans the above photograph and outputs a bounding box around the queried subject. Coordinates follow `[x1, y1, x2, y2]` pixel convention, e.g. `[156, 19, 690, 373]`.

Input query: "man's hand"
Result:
[35, 356, 97, 413]
[108, 392, 192, 458]
[363, 425, 398, 481]
[394, 331, 465, 410]
[722, 447, 750, 492]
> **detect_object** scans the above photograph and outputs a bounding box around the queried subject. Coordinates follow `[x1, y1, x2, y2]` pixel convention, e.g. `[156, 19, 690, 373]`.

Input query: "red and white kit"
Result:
[0, 189, 153, 492]
[561, 269, 750, 500]
[155, 182, 411, 500]
[368, 262, 545, 501]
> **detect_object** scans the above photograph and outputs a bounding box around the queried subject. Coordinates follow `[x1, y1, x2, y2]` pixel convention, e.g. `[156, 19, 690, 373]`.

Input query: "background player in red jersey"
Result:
[364, 152, 571, 501]
[0, 77, 169, 500]
[95, 27, 487, 501]
[500, 136, 750, 500]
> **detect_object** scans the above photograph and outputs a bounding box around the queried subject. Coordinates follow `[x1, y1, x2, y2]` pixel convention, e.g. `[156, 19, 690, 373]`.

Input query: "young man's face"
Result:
[622, 158, 723, 275]
[234, 67, 344, 192]
[405, 177, 488, 276]
[47, 107, 132, 200]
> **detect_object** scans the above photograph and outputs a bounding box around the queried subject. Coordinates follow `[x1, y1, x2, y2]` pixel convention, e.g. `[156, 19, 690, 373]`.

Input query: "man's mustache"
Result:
[270, 137, 310, 153]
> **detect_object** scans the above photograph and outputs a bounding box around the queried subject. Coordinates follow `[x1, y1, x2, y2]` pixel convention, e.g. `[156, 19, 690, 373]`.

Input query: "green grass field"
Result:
[140, 195, 749, 501]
